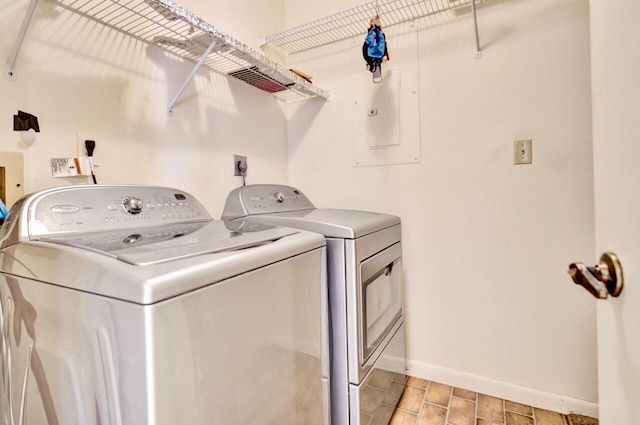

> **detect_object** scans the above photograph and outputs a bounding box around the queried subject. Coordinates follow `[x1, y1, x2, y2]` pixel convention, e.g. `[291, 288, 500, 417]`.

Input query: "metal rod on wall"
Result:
[471, 0, 482, 58]
[5, 0, 40, 81]
[167, 39, 217, 116]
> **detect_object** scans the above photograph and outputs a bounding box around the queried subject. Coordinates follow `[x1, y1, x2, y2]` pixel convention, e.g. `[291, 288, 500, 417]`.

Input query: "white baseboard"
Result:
[407, 360, 598, 419]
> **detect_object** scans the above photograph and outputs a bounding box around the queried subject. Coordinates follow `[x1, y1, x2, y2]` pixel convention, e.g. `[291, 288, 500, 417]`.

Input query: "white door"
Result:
[590, 1, 640, 423]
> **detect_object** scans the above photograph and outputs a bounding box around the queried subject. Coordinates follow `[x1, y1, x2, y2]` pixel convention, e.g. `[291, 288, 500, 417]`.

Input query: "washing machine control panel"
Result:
[223, 185, 316, 219]
[22, 186, 212, 239]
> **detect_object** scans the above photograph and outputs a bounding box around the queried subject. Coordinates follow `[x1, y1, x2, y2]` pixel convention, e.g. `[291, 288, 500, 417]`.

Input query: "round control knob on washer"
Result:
[123, 197, 143, 214]
[122, 234, 143, 244]
[275, 192, 285, 203]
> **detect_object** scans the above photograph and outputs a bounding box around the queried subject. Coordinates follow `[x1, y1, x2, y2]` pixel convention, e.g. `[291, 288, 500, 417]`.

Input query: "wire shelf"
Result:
[48, 0, 329, 99]
[265, 0, 480, 54]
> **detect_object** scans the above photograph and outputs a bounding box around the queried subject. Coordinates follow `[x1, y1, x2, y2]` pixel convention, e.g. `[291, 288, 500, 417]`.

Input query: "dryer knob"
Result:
[123, 197, 143, 214]
[275, 192, 285, 203]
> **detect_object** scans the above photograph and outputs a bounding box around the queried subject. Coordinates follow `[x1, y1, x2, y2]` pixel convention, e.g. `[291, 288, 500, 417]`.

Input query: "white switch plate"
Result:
[514, 139, 532, 165]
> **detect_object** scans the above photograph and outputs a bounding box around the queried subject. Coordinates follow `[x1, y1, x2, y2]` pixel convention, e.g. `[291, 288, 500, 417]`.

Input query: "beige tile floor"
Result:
[389, 377, 598, 425]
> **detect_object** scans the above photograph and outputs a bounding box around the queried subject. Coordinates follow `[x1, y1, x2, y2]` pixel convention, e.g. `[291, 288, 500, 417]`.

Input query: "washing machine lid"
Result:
[237, 209, 399, 239]
[222, 184, 399, 238]
[1, 220, 321, 304]
[40, 220, 299, 266]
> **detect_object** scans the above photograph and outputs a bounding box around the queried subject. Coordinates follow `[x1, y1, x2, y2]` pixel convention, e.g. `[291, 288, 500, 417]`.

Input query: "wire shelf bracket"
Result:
[263, 0, 483, 58]
[6, 0, 330, 111]
[167, 39, 218, 116]
[471, 0, 482, 58]
[4, 0, 39, 82]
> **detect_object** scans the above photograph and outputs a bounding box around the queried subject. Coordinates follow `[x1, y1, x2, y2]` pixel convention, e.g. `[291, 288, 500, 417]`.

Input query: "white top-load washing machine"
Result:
[0, 185, 329, 425]
[222, 184, 406, 425]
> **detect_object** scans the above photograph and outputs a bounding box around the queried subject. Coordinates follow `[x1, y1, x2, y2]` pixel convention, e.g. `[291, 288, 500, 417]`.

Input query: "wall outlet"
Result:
[514, 139, 532, 165]
[234, 155, 248, 176]
[77, 131, 98, 157]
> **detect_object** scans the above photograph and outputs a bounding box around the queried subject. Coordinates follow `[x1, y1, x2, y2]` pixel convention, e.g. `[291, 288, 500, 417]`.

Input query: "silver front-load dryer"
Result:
[223, 184, 406, 425]
[0, 185, 329, 425]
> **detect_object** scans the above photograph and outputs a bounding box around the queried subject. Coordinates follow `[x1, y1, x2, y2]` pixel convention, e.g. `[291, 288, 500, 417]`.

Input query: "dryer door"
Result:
[359, 243, 403, 365]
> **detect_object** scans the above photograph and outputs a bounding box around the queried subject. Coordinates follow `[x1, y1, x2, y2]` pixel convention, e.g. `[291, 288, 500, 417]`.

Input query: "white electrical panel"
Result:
[366, 69, 401, 150]
[352, 27, 421, 167]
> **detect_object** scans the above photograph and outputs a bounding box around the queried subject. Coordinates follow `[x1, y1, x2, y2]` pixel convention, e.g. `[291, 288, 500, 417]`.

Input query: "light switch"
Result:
[514, 139, 532, 165]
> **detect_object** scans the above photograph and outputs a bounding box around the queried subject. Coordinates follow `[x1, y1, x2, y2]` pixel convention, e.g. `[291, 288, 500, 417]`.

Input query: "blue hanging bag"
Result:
[366, 27, 386, 58]
[362, 17, 389, 75]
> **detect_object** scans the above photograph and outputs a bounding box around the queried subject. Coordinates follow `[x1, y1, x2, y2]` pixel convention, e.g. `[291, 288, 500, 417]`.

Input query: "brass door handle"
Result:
[568, 252, 624, 299]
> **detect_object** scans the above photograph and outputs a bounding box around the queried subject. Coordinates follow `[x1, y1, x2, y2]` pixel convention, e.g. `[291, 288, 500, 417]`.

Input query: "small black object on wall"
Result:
[13, 110, 39, 132]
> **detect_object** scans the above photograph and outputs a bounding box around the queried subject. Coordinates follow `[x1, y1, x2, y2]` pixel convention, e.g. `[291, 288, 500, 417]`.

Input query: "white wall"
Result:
[285, 0, 597, 413]
[0, 0, 288, 218]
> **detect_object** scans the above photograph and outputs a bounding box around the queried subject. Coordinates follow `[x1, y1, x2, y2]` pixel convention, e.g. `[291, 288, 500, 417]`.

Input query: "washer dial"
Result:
[123, 197, 143, 214]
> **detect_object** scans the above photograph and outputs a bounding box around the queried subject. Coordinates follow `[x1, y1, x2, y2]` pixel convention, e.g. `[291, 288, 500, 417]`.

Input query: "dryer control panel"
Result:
[222, 184, 315, 219]
[2, 185, 211, 242]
